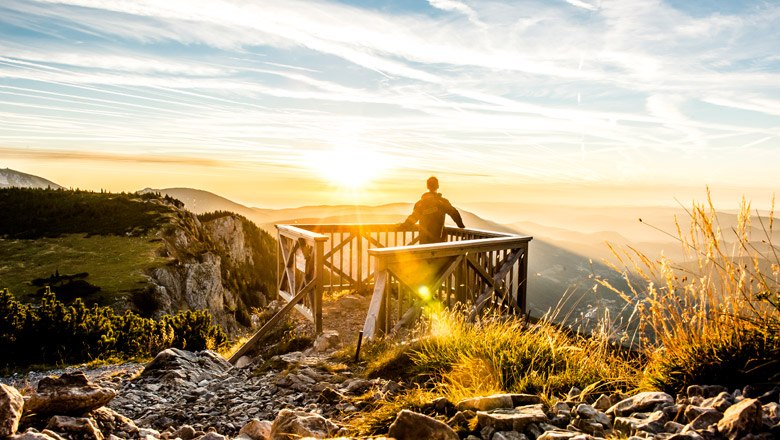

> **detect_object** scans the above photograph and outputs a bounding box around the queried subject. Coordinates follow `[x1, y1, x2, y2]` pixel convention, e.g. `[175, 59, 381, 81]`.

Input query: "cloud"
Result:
[427, 0, 482, 24]
[565, 0, 597, 11]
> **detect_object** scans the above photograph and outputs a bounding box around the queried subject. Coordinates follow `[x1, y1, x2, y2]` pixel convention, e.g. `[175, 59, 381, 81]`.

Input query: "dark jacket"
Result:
[401, 191, 465, 244]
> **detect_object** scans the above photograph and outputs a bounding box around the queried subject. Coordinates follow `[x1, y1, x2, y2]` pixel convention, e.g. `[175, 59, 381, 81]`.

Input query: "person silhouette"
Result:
[400, 176, 465, 244]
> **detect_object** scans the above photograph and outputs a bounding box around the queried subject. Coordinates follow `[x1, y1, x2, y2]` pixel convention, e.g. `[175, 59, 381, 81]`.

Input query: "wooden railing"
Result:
[229, 223, 531, 362]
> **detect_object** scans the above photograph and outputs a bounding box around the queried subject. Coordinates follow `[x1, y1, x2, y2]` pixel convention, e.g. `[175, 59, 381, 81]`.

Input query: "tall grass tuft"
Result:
[362, 305, 637, 405]
[411, 309, 637, 401]
[602, 191, 780, 392]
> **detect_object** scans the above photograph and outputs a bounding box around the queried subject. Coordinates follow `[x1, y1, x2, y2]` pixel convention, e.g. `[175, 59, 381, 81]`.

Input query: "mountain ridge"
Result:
[0, 168, 63, 189]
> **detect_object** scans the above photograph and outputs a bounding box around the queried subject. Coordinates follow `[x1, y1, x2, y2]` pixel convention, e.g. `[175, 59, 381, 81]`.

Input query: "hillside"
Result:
[0, 188, 276, 332]
[0, 168, 62, 189]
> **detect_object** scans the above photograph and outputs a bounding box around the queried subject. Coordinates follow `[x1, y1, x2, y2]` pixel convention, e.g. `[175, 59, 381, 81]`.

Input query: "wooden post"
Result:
[356, 231, 363, 291]
[362, 263, 388, 339]
[314, 239, 325, 334]
[518, 245, 528, 315]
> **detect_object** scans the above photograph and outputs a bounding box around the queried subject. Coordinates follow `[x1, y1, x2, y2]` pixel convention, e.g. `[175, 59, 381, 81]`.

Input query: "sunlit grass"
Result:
[0, 233, 168, 305]
[601, 190, 780, 392]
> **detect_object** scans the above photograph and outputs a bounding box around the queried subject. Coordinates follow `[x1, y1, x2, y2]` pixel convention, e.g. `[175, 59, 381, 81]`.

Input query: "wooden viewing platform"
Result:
[229, 223, 532, 363]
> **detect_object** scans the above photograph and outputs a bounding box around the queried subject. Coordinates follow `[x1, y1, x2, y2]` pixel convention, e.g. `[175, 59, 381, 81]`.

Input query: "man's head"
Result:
[426, 176, 439, 191]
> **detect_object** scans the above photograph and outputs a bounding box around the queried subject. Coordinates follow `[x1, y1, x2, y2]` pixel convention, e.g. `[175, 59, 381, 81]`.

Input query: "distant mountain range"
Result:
[0, 168, 62, 189]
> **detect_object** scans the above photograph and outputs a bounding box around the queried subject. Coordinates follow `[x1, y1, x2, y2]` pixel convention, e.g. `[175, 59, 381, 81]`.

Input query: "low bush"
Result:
[0, 287, 227, 367]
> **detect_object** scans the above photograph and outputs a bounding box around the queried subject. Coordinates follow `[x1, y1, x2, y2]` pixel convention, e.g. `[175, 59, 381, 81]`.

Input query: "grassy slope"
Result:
[0, 234, 168, 305]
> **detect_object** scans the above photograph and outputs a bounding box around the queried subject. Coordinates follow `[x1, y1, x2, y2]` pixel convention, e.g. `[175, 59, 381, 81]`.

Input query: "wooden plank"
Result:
[278, 290, 314, 322]
[324, 260, 359, 286]
[362, 269, 388, 339]
[324, 233, 355, 260]
[466, 254, 501, 295]
[229, 279, 315, 363]
[369, 236, 532, 261]
[314, 240, 324, 333]
[276, 224, 329, 241]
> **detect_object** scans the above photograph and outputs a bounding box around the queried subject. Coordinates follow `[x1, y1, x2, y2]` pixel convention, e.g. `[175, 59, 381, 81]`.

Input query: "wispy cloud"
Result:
[0, 0, 779, 197]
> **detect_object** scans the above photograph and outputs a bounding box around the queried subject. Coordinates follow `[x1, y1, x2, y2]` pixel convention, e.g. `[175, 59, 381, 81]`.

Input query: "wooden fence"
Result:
[229, 223, 531, 362]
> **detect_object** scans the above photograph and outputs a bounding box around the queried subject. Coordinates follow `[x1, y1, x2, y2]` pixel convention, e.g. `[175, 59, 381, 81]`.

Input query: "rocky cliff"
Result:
[143, 206, 276, 333]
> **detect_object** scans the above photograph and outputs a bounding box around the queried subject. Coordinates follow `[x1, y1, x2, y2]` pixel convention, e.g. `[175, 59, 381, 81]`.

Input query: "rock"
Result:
[318, 387, 346, 405]
[493, 431, 529, 440]
[606, 392, 674, 417]
[234, 356, 254, 369]
[457, 394, 514, 412]
[46, 415, 104, 440]
[239, 419, 272, 440]
[311, 330, 340, 353]
[424, 397, 456, 417]
[717, 398, 763, 440]
[668, 433, 704, 440]
[1, 384, 24, 437]
[687, 386, 704, 398]
[342, 379, 372, 396]
[270, 409, 338, 440]
[387, 410, 458, 440]
[702, 392, 733, 412]
[614, 411, 667, 436]
[89, 407, 139, 437]
[593, 395, 611, 412]
[758, 387, 780, 405]
[573, 403, 611, 427]
[141, 349, 230, 381]
[689, 409, 723, 430]
[700, 385, 728, 398]
[570, 417, 605, 437]
[476, 404, 548, 432]
[25, 372, 116, 416]
[763, 402, 780, 425]
[446, 411, 474, 432]
[10, 430, 62, 440]
[536, 431, 584, 439]
[197, 433, 226, 440]
[566, 388, 581, 400]
[172, 425, 198, 440]
[665, 421, 684, 433]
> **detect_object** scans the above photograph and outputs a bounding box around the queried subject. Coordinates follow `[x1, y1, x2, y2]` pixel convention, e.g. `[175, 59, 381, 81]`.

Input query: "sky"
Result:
[1, 0, 779, 209]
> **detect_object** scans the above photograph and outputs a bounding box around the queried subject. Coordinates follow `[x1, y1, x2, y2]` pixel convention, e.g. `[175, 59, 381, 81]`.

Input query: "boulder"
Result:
[46, 415, 104, 440]
[270, 409, 338, 440]
[476, 404, 548, 432]
[688, 409, 723, 430]
[24, 372, 116, 416]
[536, 431, 589, 440]
[141, 349, 230, 381]
[197, 433, 226, 440]
[717, 398, 763, 440]
[239, 419, 272, 440]
[89, 407, 139, 437]
[234, 356, 254, 369]
[1, 384, 24, 437]
[592, 395, 611, 412]
[606, 391, 674, 417]
[387, 410, 458, 440]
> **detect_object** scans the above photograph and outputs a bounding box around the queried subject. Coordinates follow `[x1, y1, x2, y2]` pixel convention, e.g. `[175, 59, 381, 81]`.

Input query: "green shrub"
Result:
[0, 287, 227, 367]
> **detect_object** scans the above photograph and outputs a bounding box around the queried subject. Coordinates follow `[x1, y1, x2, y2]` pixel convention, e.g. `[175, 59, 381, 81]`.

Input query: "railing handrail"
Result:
[276, 224, 329, 241]
[368, 235, 531, 260]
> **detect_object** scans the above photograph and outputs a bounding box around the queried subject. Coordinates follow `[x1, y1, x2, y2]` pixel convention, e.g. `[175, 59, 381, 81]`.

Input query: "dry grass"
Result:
[601, 190, 780, 392]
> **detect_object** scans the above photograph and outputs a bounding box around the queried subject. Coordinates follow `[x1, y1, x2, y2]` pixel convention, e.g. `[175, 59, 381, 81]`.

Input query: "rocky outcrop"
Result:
[269, 409, 339, 440]
[143, 209, 274, 333]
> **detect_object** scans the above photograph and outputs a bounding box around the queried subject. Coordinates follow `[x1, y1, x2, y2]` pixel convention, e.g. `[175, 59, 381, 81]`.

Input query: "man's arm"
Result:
[400, 201, 421, 227]
[441, 198, 465, 228]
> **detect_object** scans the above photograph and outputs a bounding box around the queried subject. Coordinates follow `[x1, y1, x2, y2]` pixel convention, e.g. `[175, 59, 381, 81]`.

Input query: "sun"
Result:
[315, 146, 386, 189]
